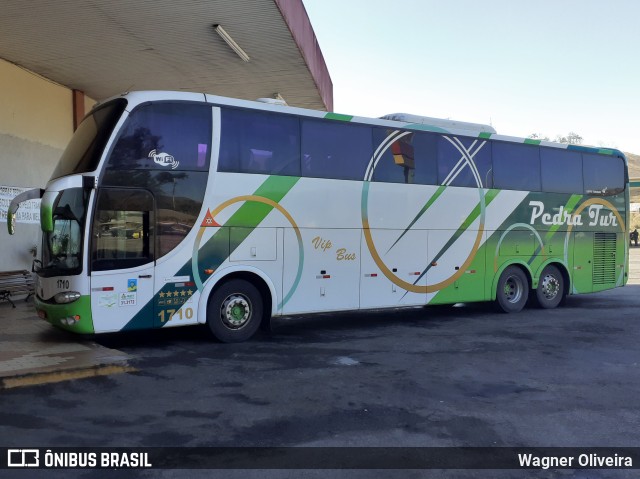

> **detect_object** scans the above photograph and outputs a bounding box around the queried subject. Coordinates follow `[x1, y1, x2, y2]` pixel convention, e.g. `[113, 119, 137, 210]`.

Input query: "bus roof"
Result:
[380, 113, 496, 135]
[98, 90, 626, 162]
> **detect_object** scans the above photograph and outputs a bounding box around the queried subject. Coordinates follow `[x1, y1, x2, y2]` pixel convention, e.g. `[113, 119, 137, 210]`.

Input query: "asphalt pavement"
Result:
[0, 248, 639, 479]
[2, 247, 638, 389]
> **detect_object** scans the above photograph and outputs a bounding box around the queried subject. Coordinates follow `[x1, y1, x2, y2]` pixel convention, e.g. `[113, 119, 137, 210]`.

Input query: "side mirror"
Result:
[7, 188, 43, 235]
[7, 211, 16, 235]
[40, 191, 58, 233]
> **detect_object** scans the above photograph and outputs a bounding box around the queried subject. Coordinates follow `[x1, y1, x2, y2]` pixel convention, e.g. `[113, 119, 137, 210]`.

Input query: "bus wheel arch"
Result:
[533, 262, 568, 309]
[493, 263, 531, 313]
[200, 269, 275, 342]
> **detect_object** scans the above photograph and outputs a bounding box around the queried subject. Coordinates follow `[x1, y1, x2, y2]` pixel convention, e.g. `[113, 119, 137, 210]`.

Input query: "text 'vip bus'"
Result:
[8, 91, 629, 342]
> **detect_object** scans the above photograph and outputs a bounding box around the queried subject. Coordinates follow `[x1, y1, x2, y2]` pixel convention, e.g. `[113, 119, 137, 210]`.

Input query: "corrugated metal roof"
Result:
[0, 0, 332, 110]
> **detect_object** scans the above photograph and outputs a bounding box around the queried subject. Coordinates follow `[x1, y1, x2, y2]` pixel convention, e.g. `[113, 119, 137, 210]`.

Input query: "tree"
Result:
[555, 132, 583, 145]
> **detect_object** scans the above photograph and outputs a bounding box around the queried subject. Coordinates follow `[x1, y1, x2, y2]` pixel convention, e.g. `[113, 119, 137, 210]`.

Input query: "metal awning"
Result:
[0, 0, 332, 110]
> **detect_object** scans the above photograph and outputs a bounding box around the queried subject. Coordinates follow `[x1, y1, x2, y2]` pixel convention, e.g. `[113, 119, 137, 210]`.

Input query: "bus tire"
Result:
[534, 265, 564, 309]
[495, 266, 528, 313]
[207, 279, 263, 343]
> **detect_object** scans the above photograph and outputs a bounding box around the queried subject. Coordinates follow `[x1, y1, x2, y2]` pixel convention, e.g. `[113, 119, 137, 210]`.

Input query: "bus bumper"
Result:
[34, 295, 95, 334]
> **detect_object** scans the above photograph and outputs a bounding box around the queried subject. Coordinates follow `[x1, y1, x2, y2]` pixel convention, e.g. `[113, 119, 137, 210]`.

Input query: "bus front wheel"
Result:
[495, 266, 529, 313]
[207, 279, 263, 343]
[534, 265, 564, 309]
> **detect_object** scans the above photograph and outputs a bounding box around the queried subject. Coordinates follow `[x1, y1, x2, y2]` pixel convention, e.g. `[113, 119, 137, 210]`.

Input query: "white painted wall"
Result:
[0, 58, 94, 271]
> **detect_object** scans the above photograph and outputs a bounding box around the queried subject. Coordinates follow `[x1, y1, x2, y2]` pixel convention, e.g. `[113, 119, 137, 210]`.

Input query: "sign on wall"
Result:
[0, 185, 41, 224]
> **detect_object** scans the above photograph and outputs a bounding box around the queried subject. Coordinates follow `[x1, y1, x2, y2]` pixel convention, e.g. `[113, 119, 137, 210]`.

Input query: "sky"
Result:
[302, 0, 640, 153]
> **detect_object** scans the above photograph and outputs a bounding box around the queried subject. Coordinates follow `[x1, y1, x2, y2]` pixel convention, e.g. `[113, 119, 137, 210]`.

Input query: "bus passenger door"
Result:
[90, 188, 156, 332]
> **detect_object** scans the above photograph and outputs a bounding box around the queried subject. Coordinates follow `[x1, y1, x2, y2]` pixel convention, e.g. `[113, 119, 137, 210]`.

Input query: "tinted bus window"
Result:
[372, 129, 414, 184]
[371, 129, 438, 185]
[302, 119, 372, 180]
[411, 132, 439, 185]
[92, 188, 154, 271]
[492, 142, 541, 191]
[583, 154, 624, 195]
[540, 148, 583, 194]
[108, 103, 212, 171]
[438, 136, 493, 188]
[218, 109, 300, 176]
[102, 169, 208, 258]
[51, 99, 127, 180]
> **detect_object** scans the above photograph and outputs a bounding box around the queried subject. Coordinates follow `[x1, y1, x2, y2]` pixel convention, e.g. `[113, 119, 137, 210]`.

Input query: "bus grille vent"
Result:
[592, 233, 617, 285]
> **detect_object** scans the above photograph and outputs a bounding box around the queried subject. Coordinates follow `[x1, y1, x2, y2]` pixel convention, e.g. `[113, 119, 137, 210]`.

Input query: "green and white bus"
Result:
[8, 91, 629, 342]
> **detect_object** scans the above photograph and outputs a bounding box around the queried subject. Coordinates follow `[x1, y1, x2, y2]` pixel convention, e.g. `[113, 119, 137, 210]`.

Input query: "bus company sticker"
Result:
[163, 275, 191, 283]
[99, 292, 118, 308]
[119, 292, 137, 307]
[127, 279, 138, 292]
[148, 149, 179, 169]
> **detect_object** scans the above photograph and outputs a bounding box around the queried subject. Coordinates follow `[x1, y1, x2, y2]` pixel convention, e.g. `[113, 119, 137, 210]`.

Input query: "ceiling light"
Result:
[213, 24, 250, 62]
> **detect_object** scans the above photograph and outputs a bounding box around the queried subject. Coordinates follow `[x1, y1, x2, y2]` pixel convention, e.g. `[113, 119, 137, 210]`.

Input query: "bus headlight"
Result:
[54, 291, 81, 304]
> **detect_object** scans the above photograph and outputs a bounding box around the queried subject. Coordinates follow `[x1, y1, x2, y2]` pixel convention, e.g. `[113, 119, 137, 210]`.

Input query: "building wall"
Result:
[0, 58, 93, 271]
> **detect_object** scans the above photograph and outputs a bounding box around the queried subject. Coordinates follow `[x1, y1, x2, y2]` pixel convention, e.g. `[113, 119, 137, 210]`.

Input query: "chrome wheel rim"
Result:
[540, 273, 560, 301]
[220, 294, 252, 330]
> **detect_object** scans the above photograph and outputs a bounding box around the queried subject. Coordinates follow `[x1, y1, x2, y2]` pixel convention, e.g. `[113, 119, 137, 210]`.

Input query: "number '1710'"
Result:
[157, 307, 194, 323]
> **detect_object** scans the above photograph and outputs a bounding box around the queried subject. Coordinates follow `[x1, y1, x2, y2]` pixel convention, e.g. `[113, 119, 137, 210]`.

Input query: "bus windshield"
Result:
[41, 188, 89, 276]
[50, 99, 127, 180]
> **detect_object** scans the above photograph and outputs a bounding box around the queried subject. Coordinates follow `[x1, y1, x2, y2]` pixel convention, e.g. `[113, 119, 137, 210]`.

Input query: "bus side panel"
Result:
[359, 229, 428, 309]
[572, 231, 594, 294]
[282, 228, 361, 314]
[427, 227, 487, 305]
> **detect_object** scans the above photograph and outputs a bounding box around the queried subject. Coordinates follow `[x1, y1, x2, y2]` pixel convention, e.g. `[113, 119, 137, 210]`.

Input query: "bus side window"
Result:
[218, 109, 300, 176]
[92, 188, 154, 271]
[583, 153, 624, 196]
[372, 128, 416, 184]
[541, 148, 583, 194]
[492, 142, 541, 192]
[301, 119, 372, 181]
[370, 129, 439, 186]
[107, 103, 212, 171]
[437, 135, 493, 188]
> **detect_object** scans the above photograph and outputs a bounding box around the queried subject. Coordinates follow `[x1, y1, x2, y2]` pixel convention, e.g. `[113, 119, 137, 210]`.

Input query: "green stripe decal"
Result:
[414, 189, 500, 283]
[478, 132, 493, 139]
[528, 194, 583, 264]
[324, 113, 354, 122]
[122, 175, 300, 331]
[225, 176, 299, 228]
[386, 184, 447, 254]
[543, 194, 582, 240]
[524, 139, 541, 145]
[405, 124, 449, 133]
[194, 175, 300, 289]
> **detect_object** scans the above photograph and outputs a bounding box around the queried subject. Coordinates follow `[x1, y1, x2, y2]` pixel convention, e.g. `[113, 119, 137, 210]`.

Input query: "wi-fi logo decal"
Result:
[148, 149, 179, 169]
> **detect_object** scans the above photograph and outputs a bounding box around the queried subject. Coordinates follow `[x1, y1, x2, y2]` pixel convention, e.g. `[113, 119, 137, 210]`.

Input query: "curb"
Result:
[1, 363, 136, 390]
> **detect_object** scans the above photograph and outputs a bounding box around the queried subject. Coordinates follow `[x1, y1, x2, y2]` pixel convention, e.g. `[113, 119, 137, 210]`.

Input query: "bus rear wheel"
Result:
[207, 279, 263, 343]
[495, 266, 529, 313]
[534, 265, 564, 309]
